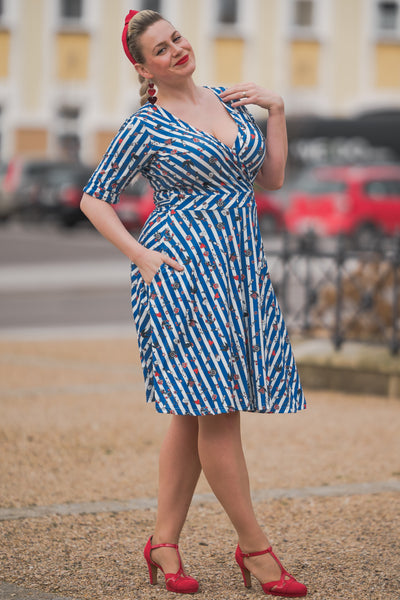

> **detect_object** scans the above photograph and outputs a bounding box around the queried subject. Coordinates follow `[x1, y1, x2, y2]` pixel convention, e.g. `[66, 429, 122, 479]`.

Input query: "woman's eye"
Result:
[156, 47, 166, 55]
[174, 35, 182, 42]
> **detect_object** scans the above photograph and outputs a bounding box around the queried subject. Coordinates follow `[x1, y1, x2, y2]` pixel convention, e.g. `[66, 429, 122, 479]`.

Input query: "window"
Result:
[57, 106, 80, 160]
[376, 0, 400, 35]
[141, 0, 161, 11]
[377, 1, 399, 30]
[365, 179, 400, 196]
[293, 0, 314, 27]
[217, 0, 238, 26]
[60, 0, 83, 20]
[296, 171, 347, 195]
[0, 106, 2, 160]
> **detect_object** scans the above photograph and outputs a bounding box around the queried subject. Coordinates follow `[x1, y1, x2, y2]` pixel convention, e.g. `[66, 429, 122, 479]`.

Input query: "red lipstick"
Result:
[175, 55, 189, 66]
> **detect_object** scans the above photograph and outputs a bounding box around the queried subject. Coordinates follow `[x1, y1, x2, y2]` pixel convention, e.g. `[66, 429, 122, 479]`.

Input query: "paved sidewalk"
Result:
[0, 335, 399, 600]
[0, 582, 75, 600]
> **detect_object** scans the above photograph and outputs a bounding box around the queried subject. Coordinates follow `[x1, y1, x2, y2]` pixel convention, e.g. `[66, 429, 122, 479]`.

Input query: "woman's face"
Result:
[136, 20, 195, 82]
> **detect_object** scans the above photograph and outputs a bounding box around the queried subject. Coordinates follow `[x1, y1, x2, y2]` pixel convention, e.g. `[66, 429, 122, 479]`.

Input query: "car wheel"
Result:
[258, 214, 278, 237]
[354, 224, 382, 252]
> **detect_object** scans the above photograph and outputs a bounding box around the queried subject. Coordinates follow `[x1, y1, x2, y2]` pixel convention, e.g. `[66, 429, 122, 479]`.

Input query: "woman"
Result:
[81, 8, 307, 597]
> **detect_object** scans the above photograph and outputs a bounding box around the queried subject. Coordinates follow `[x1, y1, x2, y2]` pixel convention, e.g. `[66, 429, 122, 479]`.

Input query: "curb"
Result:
[298, 360, 400, 399]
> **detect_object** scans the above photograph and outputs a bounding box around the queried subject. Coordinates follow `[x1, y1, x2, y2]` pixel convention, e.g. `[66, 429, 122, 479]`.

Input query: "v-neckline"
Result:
[153, 86, 241, 151]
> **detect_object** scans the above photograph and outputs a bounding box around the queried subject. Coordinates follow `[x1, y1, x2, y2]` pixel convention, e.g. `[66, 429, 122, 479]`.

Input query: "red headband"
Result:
[122, 9, 140, 65]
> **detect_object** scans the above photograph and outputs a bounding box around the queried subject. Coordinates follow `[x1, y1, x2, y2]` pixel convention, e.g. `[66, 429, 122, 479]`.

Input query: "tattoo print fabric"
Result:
[84, 87, 306, 415]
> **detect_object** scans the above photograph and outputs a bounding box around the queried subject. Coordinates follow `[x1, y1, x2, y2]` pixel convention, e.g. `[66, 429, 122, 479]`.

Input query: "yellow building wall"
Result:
[179, 0, 202, 61]
[56, 33, 90, 81]
[97, 3, 123, 113]
[257, 0, 279, 88]
[19, 0, 45, 111]
[375, 44, 400, 88]
[331, 0, 362, 111]
[0, 31, 10, 78]
[213, 38, 244, 84]
[290, 40, 320, 87]
[15, 128, 48, 155]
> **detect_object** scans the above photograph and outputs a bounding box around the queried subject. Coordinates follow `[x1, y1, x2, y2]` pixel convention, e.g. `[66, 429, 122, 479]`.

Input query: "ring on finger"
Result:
[242, 91, 246, 98]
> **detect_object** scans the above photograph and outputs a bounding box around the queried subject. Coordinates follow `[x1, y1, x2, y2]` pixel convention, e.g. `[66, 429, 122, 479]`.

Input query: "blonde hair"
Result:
[127, 10, 164, 106]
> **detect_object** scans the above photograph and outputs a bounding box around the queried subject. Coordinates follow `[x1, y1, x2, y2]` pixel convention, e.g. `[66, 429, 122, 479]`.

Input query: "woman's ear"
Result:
[135, 63, 153, 80]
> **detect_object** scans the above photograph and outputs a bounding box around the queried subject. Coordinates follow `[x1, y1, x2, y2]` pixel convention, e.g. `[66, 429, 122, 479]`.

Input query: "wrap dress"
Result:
[84, 87, 306, 416]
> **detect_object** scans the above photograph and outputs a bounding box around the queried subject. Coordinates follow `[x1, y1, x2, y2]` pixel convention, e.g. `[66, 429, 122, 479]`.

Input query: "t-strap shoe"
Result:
[144, 536, 199, 594]
[235, 544, 307, 597]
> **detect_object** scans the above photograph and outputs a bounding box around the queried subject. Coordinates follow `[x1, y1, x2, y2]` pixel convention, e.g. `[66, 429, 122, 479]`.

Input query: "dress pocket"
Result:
[146, 261, 169, 288]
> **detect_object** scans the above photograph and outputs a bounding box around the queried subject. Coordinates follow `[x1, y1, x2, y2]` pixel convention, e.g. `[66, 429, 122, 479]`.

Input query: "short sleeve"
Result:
[83, 115, 152, 205]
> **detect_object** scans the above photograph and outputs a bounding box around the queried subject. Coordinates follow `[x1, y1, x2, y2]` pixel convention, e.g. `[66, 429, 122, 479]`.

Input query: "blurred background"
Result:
[0, 0, 400, 353]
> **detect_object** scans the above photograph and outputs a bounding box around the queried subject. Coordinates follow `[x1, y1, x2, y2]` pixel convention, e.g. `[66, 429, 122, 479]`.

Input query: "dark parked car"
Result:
[0, 157, 87, 221]
[40, 164, 95, 226]
[0, 161, 9, 220]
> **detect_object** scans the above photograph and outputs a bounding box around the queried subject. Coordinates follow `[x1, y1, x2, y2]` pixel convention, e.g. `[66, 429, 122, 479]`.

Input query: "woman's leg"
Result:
[151, 414, 202, 574]
[197, 412, 282, 583]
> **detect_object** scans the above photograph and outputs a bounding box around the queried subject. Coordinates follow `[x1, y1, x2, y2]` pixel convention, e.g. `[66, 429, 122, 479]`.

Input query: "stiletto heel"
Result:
[144, 536, 199, 594]
[235, 544, 307, 597]
[238, 561, 252, 588]
[146, 558, 158, 585]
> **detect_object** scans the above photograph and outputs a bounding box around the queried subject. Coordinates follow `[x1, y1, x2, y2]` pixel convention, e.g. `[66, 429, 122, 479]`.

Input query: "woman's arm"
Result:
[220, 83, 288, 190]
[80, 193, 183, 284]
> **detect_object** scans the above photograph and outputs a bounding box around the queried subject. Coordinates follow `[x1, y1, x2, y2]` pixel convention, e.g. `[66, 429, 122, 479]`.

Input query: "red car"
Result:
[115, 176, 284, 235]
[114, 176, 154, 231]
[284, 164, 400, 247]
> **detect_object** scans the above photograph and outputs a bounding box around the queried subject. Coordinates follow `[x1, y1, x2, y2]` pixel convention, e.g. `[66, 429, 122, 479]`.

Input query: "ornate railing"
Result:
[266, 233, 400, 355]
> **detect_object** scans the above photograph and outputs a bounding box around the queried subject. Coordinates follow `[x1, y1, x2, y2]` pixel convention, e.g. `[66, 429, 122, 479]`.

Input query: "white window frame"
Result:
[57, 0, 90, 31]
[0, 0, 17, 28]
[374, 0, 400, 39]
[288, 0, 330, 40]
[140, 0, 162, 12]
[55, 104, 82, 159]
[207, 0, 253, 39]
[216, 0, 240, 27]
[137, 0, 178, 19]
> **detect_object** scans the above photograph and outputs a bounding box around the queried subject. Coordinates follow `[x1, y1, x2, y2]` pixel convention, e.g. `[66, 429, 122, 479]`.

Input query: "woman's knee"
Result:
[198, 411, 240, 437]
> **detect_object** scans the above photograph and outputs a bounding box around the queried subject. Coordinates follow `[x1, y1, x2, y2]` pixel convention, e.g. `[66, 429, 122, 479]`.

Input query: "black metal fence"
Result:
[266, 233, 400, 355]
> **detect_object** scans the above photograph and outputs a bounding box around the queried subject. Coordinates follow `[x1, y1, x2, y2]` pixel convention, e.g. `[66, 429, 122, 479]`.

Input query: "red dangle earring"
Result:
[148, 82, 157, 104]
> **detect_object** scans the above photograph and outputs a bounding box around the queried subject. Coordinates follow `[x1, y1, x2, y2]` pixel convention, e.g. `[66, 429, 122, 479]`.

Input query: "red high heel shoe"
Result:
[144, 536, 199, 594]
[235, 545, 307, 597]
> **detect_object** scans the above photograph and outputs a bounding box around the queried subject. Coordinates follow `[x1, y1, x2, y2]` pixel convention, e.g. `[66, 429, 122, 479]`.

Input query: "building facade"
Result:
[0, 0, 399, 163]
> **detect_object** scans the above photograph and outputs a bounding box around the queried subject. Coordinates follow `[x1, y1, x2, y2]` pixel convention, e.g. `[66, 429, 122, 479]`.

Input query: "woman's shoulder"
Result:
[126, 103, 158, 124]
[116, 103, 159, 136]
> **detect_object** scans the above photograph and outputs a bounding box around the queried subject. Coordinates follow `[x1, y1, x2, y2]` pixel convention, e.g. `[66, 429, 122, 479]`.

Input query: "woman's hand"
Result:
[220, 83, 288, 190]
[135, 248, 184, 285]
[220, 83, 284, 114]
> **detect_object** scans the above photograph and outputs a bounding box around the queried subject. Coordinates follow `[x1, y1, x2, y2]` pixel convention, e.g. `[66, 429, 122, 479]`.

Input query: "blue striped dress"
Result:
[84, 86, 306, 416]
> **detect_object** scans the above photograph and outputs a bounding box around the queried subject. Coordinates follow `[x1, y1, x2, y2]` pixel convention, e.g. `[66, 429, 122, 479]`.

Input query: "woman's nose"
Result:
[171, 43, 181, 55]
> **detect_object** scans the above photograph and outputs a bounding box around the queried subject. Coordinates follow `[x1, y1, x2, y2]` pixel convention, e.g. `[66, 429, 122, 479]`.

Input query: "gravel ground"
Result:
[1, 495, 399, 600]
[0, 337, 400, 599]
